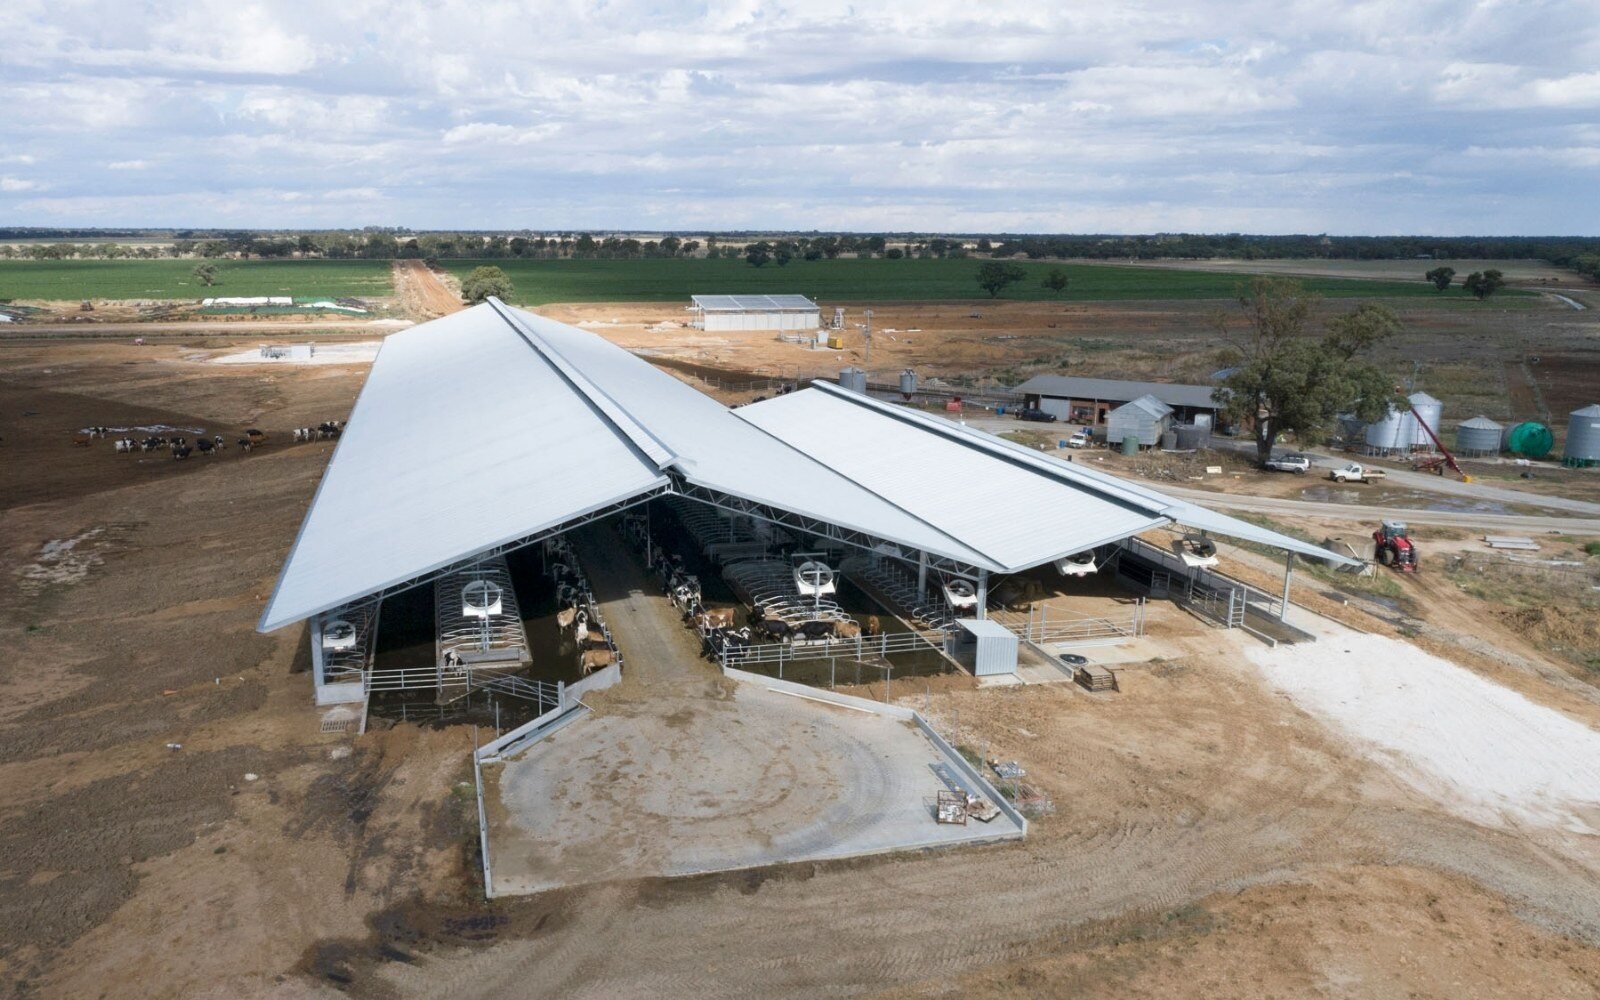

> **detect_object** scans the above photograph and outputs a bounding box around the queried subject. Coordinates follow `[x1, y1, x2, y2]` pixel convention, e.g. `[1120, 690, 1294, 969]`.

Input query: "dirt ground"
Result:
[6, 336, 1600, 997]
[392, 260, 464, 320]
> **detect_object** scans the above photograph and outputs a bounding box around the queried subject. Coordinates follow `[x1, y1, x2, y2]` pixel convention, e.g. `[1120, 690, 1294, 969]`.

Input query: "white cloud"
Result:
[0, 0, 1594, 232]
[1, 177, 42, 192]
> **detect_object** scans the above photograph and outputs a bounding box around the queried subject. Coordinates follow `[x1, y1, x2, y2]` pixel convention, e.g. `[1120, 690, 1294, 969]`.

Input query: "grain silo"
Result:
[838, 367, 868, 394]
[1407, 392, 1444, 450]
[1364, 405, 1409, 455]
[898, 369, 918, 399]
[1454, 416, 1502, 457]
[1563, 404, 1600, 466]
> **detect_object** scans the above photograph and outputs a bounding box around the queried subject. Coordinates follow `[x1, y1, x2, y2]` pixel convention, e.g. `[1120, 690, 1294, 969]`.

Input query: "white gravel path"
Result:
[1245, 631, 1600, 835]
[210, 340, 381, 365]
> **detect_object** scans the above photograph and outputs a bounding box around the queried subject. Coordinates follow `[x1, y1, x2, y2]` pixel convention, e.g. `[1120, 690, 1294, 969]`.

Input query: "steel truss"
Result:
[670, 478, 988, 579]
[311, 479, 990, 646]
[314, 486, 671, 620]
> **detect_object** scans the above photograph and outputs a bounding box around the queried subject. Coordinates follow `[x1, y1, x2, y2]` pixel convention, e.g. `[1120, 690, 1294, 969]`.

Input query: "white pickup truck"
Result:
[1329, 462, 1387, 484]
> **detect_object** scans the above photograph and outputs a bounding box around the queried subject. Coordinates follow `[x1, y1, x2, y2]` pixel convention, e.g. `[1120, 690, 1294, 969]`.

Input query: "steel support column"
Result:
[917, 551, 928, 601]
[1280, 550, 1294, 621]
[309, 614, 326, 690]
[976, 570, 989, 620]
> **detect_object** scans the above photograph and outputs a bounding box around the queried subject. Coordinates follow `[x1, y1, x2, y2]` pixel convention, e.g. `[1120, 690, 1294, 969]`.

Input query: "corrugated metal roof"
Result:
[691, 294, 819, 312]
[1115, 394, 1174, 418]
[261, 303, 1353, 632]
[501, 304, 994, 570]
[1013, 374, 1220, 410]
[1459, 415, 1504, 429]
[258, 306, 672, 632]
[1572, 404, 1600, 417]
[736, 387, 1166, 570]
[742, 382, 1358, 568]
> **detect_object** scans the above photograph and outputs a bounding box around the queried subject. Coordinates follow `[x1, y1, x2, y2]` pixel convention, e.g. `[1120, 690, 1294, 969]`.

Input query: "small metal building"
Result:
[1455, 415, 1503, 457]
[1013, 374, 1221, 426]
[1106, 394, 1175, 448]
[690, 294, 820, 332]
[950, 618, 1019, 677]
[1564, 404, 1600, 465]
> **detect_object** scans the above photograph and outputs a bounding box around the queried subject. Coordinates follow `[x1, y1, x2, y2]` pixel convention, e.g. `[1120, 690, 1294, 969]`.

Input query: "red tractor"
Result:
[1373, 520, 1418, 572]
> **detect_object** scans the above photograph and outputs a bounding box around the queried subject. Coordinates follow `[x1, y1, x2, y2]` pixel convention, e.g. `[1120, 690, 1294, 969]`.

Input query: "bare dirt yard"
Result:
[5, 333, 1600, 998]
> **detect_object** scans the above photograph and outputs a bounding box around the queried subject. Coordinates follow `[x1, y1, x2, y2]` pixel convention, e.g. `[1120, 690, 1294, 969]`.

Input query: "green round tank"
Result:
[1507, 421, 1554, 458]
[1121, 435, 1139, 456]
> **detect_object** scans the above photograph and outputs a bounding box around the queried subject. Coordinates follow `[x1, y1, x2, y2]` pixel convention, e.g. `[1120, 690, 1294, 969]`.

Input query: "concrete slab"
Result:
[483, 680, 1024, 895]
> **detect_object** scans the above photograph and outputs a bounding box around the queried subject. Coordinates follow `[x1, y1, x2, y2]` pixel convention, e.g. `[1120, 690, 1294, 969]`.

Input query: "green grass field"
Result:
[442, 257, 1534, 305]
[0, 259, 392, 301]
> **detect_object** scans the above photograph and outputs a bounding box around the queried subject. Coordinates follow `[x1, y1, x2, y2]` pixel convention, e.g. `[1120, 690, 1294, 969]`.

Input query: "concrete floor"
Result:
[486, 682, 1022, 894]
[481, 520, 1022, 896]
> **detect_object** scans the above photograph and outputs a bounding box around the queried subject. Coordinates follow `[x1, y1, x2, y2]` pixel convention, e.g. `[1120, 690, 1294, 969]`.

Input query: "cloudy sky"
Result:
[2, 0, 1598, 234]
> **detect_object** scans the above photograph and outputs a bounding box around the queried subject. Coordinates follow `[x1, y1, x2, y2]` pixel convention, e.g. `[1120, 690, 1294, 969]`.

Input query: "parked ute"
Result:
[1329, 462, 1386, 484]
[1065, 429, 1093, 448]
[1264, 453, 1311, 474]
[1015, 407, 1058, 423]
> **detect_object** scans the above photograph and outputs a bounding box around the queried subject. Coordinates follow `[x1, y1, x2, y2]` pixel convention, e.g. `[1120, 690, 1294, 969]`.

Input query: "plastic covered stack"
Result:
[1563, 404, 1600, 466]
[1454, 415, 1502, 457]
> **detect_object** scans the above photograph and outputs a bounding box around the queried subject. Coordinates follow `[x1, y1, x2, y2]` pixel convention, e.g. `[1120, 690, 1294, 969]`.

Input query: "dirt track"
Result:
[394, 259, 465, 319]
[5, 340, 1600, 997]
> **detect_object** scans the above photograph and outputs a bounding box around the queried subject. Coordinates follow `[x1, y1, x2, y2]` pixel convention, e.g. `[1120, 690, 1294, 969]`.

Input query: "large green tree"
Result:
[1215, 278, 1398, 464]
[1424, 266, 1455, 291]
[976, 260, 1027, 298]
[1042, 266, 1070, 297]
[460, 265, 514, 304]
[1463, 269, 1505, 300]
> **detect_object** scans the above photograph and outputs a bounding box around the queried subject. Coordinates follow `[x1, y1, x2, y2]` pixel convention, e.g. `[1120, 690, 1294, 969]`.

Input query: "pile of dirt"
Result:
[1498, 605, 1600, 670]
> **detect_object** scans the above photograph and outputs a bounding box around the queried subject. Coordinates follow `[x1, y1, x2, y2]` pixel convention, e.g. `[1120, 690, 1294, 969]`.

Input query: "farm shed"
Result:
[257, 298, 1353, 707]
[1013, 374, 1221, 427]
[1105, 395, 1174, 448]
[949, 618, 1019, 677]
[690, 294, 821, 332]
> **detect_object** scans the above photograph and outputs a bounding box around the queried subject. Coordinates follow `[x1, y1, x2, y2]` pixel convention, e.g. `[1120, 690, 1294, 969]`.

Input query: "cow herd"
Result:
[545, 536, 621, 677]
[76, 419, 344, 462]
[621, 510, 874, 665]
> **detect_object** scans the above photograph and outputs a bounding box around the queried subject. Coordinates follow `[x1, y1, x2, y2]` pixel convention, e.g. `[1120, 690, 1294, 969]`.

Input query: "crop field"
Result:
[443, 257, 1535, 306]
[0, 259, 393, 301]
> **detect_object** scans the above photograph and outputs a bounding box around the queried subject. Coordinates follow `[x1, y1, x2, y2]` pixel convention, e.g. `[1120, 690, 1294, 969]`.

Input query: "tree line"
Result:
[3, 228, 1597, 284]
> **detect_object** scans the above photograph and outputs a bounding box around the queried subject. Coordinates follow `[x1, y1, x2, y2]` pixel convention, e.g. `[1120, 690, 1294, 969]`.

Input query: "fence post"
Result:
[830, 658, 836, 690]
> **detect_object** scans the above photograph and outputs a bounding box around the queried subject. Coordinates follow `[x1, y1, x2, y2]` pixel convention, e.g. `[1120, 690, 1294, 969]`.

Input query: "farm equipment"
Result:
[1372, 520, 1418, 572]
[1409, 410, 1473, 481]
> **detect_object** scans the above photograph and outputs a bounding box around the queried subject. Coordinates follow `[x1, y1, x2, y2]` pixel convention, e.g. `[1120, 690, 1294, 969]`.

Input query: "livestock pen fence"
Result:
[988, 598, 1146, 646]
[1112, 536, 1305, 644]
[719, 627, 954, 690]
